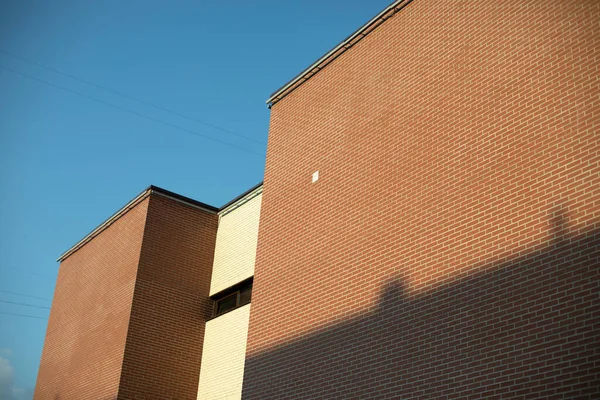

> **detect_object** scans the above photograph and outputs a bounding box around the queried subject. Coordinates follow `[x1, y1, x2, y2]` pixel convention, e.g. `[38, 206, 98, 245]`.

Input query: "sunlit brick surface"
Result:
[244, 0, 600, 398]
[34, 198, 149, 399]
[210, 192, 262, 296]
[197, 305, 252, 400]
[35, 193, 218, 399]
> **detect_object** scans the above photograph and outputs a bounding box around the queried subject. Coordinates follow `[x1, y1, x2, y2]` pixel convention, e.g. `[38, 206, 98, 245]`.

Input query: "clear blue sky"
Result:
[0, 0, 391, 398]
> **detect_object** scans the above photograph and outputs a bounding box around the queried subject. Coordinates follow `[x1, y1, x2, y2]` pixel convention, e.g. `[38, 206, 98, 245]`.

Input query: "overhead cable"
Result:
[0, 289, 51, 301]
[0, 311, 47, 320]
[0, 64, 266, 158]
[0, 299, 51, 309]
[0, 49, 266, 145]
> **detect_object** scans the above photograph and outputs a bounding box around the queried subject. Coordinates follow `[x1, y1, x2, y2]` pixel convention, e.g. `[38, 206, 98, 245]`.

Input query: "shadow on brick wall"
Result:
[242, 212, 600, 398]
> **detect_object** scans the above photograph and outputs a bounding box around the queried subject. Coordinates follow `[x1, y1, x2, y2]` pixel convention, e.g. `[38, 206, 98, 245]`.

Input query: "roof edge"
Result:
[219, 182, 263, 215]
[150, 185, 219, 213]
[56, 187, 152, 262]
[266, 0, 412, 107]
[56, 186, 219, 263]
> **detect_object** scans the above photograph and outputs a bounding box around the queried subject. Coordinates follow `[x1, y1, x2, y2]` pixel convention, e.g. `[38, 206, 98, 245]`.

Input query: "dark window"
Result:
[211, 277, 253, 317]
[239, 286, 252, 307]
[216, 292, 238, 315]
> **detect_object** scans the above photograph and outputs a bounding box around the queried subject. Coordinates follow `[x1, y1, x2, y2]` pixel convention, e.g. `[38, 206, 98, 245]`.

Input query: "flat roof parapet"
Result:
[56, 183, 263, 262]
[266, 0, 413, 107]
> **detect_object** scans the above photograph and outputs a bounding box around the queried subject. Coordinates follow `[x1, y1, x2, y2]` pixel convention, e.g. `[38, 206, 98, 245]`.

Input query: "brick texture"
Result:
[118, 194, 218, 400]
[197, 305, 252, 400]
[35, 198, 149, 399]
[35, 192, 218, 400]
[243, 0, 600, 398]
[210, 192, 262, 295]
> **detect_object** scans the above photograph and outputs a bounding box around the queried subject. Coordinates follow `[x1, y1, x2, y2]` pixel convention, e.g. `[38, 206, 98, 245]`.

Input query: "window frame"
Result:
[210, 277, 253, 318]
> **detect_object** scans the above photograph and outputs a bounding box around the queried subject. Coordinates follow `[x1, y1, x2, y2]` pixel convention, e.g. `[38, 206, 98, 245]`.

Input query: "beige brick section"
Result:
[196, 305, 252, 400]
[210, 191, 262, 295]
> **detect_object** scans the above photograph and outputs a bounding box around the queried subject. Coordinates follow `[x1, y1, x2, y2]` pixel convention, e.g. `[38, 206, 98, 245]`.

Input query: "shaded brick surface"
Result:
[118, 194, 218, 400]
[244, 0, 600, 398]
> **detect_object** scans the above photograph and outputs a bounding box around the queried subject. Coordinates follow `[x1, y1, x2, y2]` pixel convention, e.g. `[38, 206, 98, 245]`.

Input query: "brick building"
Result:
[36, 0, 599, 399]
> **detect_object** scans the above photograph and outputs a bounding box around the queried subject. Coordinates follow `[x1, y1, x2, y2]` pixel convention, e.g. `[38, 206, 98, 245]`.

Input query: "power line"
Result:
[0, 64, 266, 158]
[0, 299, 51, 309]
[0, 289, 51, 301]
[0, 49, 266, 146]
[0, 311, 47, 320]
[0, 266, 55, 280]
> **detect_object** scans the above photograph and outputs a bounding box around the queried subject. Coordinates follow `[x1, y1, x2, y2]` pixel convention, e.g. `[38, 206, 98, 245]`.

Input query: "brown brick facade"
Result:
[35, 192, 218, 399]
[243, 0, 600, 398]
[35, 197, 149, 400]
[118, 194, 218, 399]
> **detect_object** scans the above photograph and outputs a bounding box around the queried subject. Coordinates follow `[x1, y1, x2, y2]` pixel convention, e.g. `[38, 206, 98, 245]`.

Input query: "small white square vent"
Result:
[312, 171, 319, 183]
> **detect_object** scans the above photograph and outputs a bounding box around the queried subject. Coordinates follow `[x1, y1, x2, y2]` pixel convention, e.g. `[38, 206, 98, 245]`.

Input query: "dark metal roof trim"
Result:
[266, 0, 413, 107]
[149, 185, 219, 212]
[57, 185, 218, 263]
[218, 181, 263, 214]
[56, 187, 153, 262]
[56, 183, 264, 263]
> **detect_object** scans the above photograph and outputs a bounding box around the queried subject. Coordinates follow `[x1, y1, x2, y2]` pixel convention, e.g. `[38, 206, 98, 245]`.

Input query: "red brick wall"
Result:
[35, 198, 149, 399]
[35, 192, 218, 400]
[118, 194, 218, 400]
[244, 0, 600, 398]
